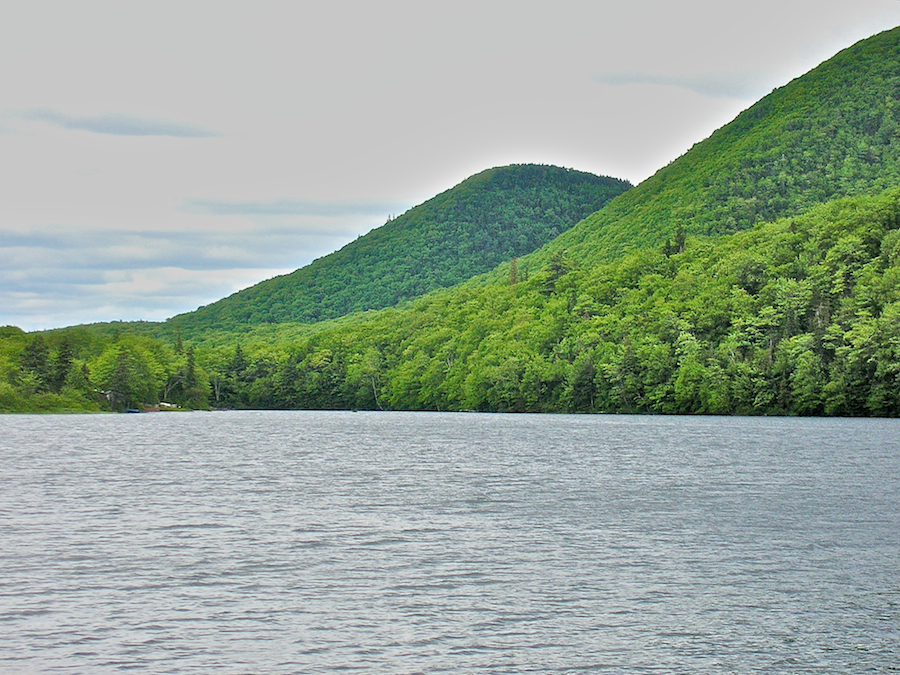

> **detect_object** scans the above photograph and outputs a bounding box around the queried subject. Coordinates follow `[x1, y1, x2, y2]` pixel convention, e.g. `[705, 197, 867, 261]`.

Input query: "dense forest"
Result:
[5, 188, 900, 415]
[172, 164, 630, 333]
[527, 26, 900, 269]
[196, 188, 899, 416]
[5, 27, 900, 416]
[0, 326, 208, 412]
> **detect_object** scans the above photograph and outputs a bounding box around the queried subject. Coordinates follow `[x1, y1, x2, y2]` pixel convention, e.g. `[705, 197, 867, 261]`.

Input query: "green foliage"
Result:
[9, 28, 900, 417]
[183, 188, 900, 416]
[169, 164, 630, 333]
[7, 188, 900, 416]
[49, 337, 74, 393]
[524, 27, 900, 270]
[0, 326, 209, 412]
[0, 328, 104, 412]
[158, 347, 210, 409]
[20, 335, 51, 392]
[90, 336, 168, 410]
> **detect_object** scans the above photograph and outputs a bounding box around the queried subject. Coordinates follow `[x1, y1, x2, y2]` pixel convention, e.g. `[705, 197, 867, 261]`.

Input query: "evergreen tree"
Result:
[20, 336, 51, 392]
[49, 338, 74, 393]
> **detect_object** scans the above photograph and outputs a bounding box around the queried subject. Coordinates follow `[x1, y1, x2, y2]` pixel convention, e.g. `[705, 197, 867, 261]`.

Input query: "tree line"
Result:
[188, 187, 900, 416]
[7, 187, 897, 416]
[0, 329, 208, 412]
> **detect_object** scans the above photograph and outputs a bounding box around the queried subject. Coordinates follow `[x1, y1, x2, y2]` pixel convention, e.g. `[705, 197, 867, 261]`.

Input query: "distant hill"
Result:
[170, 164, 630, 332]
[530, 26, 900, 267]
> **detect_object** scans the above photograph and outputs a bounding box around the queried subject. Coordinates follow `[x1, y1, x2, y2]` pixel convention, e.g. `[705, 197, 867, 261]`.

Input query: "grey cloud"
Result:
[187, 198, 406, 217]
[21, 108, 221, 137]
[0, 225, 362, 273]
[0, 213, 396, 329]
[0, 267, 107, 288]
[0, 272, 214, 307]
[595, 71, 765, 99]
[0, 227, 311, 329]
[0, 272, 247, 330]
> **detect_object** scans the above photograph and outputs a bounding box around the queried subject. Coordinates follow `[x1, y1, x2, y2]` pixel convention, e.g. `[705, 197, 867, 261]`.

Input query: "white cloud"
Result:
[0, 221, 387, 330]
[594, 72, 768, 100]
[19, 109, 221, 137]
[185, 198, 407, 218]
[0, 222, 379, 274]
[0, 266, 291, 330]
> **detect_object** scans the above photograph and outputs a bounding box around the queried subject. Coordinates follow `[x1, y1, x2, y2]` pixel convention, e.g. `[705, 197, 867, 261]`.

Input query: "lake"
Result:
[1, 411, 898, 673]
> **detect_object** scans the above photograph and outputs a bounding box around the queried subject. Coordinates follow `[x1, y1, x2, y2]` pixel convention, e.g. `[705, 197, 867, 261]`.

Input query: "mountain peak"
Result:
[171, 163, 630, 332]
[539, 25, 900, 266]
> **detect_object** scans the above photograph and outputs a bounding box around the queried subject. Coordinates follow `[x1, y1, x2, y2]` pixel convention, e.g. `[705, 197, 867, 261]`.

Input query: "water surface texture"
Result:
[1, 412, 898, 673]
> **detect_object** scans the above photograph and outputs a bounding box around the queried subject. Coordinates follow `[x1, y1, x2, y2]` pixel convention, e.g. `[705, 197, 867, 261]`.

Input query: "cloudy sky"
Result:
[3, 1, 900, 331]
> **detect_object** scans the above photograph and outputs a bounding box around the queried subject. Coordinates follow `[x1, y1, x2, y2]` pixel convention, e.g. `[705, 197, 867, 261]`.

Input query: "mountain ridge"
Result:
[8, 26, 900, 416]
[520, 26, 900, 270]
[170, 164, 630, 333]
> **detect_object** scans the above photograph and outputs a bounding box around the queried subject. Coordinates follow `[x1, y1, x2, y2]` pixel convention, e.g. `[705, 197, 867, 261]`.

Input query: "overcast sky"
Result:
[3, 1, 900, 331]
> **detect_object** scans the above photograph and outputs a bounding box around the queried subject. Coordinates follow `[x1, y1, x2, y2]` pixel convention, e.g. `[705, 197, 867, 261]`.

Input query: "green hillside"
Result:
[170, 164, 630, 332]
[191, 187, 900, 415]
[176, 25, 900, 414]
[7, 26, 900, 416]
[529, 26, 900, 268]
[7, 188, 900, 414]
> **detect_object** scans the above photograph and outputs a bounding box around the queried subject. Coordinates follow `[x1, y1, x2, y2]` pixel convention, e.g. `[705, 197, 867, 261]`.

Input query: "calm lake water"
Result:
[1, 411, 898, 674]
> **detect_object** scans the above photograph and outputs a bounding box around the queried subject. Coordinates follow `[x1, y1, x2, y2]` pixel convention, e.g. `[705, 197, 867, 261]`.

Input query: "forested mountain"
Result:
[526, 26, 900, 269]
[170, 164, 630, 332]
[6, 26, 900, 416]
[7, 188, 900, 414]
[190, 188, 900, 415]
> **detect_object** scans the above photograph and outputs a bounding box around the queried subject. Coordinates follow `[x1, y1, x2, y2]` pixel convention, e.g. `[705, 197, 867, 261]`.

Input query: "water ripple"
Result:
[1, 411, 898, 673]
